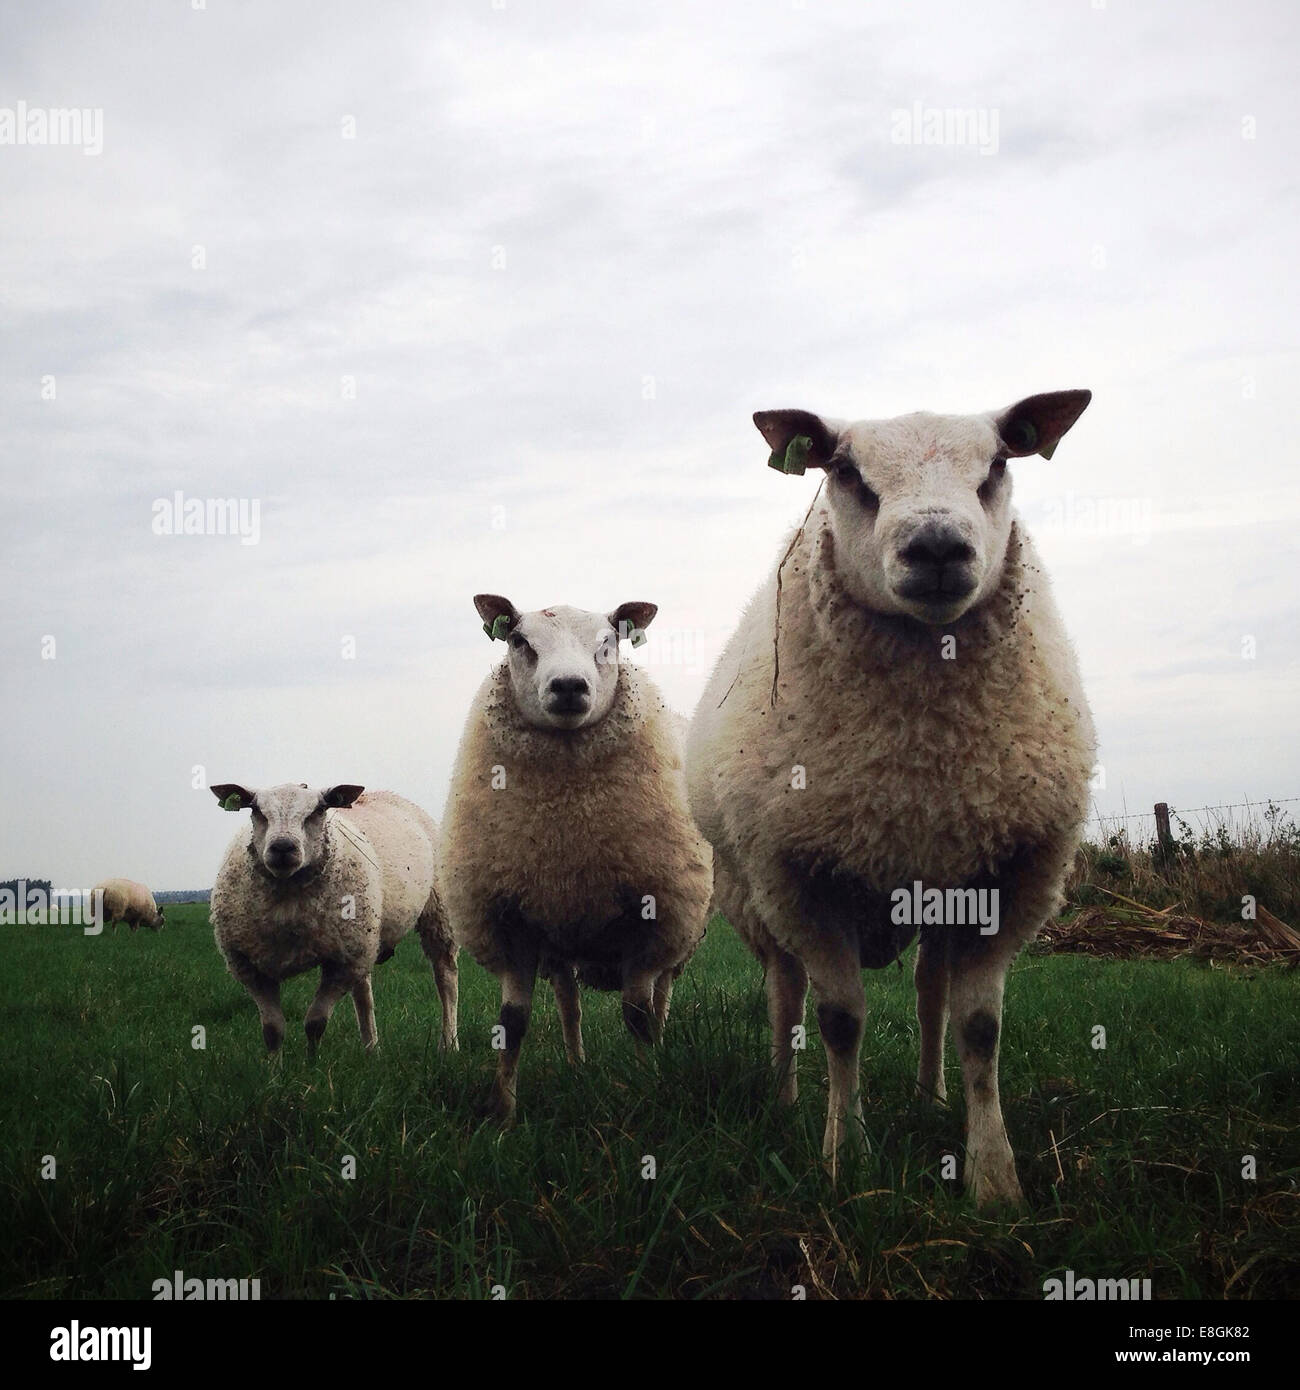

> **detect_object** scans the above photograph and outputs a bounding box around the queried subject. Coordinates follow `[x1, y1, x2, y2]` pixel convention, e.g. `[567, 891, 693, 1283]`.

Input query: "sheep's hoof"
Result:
[474, 1091, 516, 1126]
[968, 1161, 1026, 1210]
[262, 1025, 284, 1053]
[913, 1082, 949, 1110]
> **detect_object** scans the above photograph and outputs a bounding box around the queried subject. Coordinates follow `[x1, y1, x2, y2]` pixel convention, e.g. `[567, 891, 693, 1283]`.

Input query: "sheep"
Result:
[92, 877, 164, 933]
[685, 390, 1096, 1206]
[440, 596, 713, 1122]
[208, 783, 457, 1056]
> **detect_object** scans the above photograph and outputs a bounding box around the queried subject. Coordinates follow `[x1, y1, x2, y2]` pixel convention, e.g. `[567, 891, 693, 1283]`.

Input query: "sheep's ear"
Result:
[753, 409, 841, 475]
[995, 390, 1091, 460]
[211, 783, 255, 811]
[321, 785, 365, 808]
[474, 593, 520, 641]
[609, 601, 657, 647]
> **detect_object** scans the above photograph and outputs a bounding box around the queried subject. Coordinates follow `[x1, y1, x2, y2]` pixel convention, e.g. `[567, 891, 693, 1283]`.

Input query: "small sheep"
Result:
[441, 596, 713, 1122]
[93, 877, 164, 933]
[209, 783, 457, 1056]
[685, 391, 1096, 1206]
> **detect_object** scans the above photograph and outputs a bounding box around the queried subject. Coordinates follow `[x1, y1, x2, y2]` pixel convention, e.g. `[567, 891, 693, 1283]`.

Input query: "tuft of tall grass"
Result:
[1067, 802, 1300, 925]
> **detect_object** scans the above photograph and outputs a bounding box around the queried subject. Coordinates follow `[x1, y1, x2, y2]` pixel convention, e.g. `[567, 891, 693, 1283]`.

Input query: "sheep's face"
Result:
[755, 390, 1091, 626]
[474, 596, 658, 732]
[210, 782, 365, 880]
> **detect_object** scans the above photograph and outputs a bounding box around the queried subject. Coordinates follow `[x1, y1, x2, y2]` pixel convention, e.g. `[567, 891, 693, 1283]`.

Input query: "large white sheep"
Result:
[208, 783, 457, 1056]
[685, 391, 1096, 1206]
[441, 597, 713, 1122]
[93, 877, 164, 932]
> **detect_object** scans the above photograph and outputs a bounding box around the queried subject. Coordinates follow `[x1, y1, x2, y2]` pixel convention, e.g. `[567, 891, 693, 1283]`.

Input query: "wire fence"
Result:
[1085, 796, 1300, 836]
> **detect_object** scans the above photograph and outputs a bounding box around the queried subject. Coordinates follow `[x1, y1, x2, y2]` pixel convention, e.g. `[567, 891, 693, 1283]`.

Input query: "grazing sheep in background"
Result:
[441, 596, 713, 1122]
[209, 783, 457, 1056]
[93, 877, 165, 933]
[685, 391, 1096, 1206]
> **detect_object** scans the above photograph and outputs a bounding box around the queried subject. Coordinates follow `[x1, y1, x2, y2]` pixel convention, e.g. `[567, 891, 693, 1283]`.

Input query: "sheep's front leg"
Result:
[949, 936, 1022, 1207]
[351, 975, 378, 1051]
[766, 946, 808, 1106]
[550, 966, 584, 1063]
[914, 927, 949, 1104]
[229, 952, 285, 1052]
[489, 961, 537, 1123]
[804, 934, 866, 1173]
[305, 961, 356, 1059]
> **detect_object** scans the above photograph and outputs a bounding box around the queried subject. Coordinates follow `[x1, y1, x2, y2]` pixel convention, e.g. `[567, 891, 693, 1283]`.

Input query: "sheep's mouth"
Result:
[261, 855, 305, 880]
[894, 569, 977, 602]
[544, 695, 591, 721]
[893, 569, 978, 622]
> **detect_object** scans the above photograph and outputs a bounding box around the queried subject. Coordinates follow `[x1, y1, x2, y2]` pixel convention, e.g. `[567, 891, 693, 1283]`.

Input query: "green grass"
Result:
[2, 904, 1298, 1299]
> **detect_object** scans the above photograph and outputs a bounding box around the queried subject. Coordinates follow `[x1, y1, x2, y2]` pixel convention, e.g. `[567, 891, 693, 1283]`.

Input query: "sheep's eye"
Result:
[833, 462, 879, 510]
[978, 458, 1007, 505]
[509, 633, 536, 661]
[250, 807, 266, 823]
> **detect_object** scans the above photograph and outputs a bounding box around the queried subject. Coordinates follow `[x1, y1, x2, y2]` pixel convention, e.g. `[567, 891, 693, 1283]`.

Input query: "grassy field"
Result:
[3, 903, 1298, 1300]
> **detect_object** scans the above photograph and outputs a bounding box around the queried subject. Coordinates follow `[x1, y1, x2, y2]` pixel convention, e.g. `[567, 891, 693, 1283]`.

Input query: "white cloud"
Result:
[2, 0, 1298, 885]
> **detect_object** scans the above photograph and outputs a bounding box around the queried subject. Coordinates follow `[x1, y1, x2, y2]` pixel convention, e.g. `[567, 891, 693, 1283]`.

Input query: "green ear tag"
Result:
[630, 629, 647, 648]
[483, 614, 512, 641]
[768, 433, 813, 475]
[221, 794, 243, 812]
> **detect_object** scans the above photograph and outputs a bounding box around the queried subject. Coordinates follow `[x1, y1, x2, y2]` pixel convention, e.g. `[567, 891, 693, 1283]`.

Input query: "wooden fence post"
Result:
[1154, 802, 1174, 863]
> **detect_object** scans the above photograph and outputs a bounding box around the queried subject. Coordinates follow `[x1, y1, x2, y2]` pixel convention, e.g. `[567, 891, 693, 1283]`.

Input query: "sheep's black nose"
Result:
[549, 677, 590, 698]
[266, 838, 299, 861]
[901, 523, 975, 568]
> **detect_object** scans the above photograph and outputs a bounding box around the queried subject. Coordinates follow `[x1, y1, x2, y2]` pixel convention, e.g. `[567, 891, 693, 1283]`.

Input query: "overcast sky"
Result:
[3, 0, 1297, 889]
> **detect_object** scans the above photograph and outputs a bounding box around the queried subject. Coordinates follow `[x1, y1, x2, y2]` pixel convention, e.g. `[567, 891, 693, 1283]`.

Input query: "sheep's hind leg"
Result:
[305, 961, 355, 1060]
[914, 926, 950, 1105]
[551, 965, 584, 1063]
[766, 946, 808, 1106]
[351, 975, 378, 1051]
[651, 969, 676, 1034]
[621, 966, 661, 1053]
[949, 935, 1023, 1208]
[417, 916, 459, 1051]
[432, 950, 459, 1052]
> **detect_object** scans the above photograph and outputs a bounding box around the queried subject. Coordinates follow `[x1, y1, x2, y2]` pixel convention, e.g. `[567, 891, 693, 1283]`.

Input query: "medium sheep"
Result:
[685, 391, 1096, 1206]
[441, 596, 713, 1122]
[208, 783, 457, 1056]
[93, 877, 164, 933]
